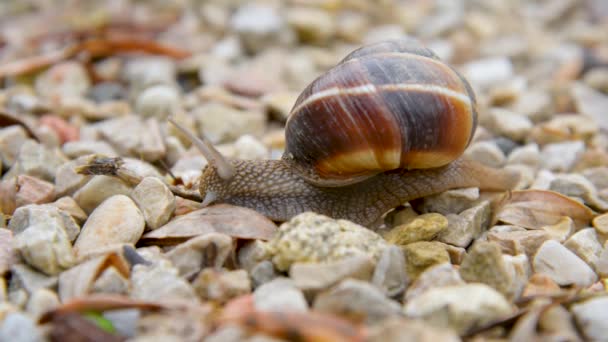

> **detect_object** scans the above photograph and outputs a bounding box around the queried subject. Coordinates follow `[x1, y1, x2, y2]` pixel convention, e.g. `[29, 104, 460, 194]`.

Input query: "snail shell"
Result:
[283, 39, 478, 187]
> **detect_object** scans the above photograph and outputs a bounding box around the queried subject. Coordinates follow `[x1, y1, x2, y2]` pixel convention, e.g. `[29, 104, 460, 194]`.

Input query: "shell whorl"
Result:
[284, 39, 478, 187]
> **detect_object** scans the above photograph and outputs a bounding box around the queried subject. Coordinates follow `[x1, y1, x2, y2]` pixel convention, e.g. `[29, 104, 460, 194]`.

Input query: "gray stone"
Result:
[372, 246, 407, 297]
[0, 312, 43, 342]
[62, 141, 118, 158]
[9, 140, 66, 181]
[464, 141, 506, 168]
[404, 263, 464, 301]
[131, 260, 197, 302]
[35, 61, 91, 100]
[131, 177, 176, 230]
[564, 228, 604, 272]
[230, 4, 288, 53]
[54, 156, 92, 197]
[253, 278, 308, 312]
[487, 229, 550, 258]
[462, 57, 513, 89]
[0, 126, 29, 168]
[135, 85, 180, 120]
[540, 141, 585, 172]
[507, 143, 540, 168]
[265, 212, 387, 272]
[96, 115, 166, 162]
[166, 233, 232, 278]
[533, 240, 597, 287]
[289, 254, 375, 292]
[550, 174, 608, 211]
[485, 107, 533, 142]
[193, 269, 251, 302]
[74, 175, 132, 214]
[25, 288, 59, 319]
[583, 167, 608, 190]
[404, 283, 513, 335]
[286, 7, 335, 45]
[438, 201, 491, 247]
[193, 103, 266, 144]
[10, 264, 58, 295]
[572, 82, 608, 130]
[123, 57, 176, 96]
[571, 297, 608, 341]
[74, 195, 145, 258]
[403, 242, 450, 280]
[313, 279, 401, 324]
[104, 309, 140, 338]
[250, 261, 278, 287]
[418, 187, 479, 215]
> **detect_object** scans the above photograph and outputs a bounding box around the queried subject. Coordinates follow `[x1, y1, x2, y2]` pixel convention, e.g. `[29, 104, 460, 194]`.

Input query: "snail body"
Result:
[170, 39, 518, 227]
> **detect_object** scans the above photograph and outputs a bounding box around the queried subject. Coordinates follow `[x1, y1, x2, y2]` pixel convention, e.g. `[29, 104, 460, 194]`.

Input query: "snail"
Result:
[168, 39, 519, 227]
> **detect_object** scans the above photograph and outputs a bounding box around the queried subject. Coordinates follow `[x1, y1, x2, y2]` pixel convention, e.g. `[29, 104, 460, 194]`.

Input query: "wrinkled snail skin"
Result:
[188, 38, 519, 227]
[199, 158, 519, 227]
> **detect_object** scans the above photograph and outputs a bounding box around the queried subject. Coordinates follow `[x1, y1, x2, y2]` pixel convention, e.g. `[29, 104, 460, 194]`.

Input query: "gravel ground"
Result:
[0, 0, 607, 341]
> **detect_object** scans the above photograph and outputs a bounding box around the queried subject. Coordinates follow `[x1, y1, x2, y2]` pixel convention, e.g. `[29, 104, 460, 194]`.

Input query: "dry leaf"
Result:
[40, 294, 164, 324]
[219, 295, 367, 342]
[495, 190, 595, 229]
[141, 204, 277, 245]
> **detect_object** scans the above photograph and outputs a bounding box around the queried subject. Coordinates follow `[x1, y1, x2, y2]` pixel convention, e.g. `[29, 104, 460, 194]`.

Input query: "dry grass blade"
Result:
[495, 190, 596, 229]
[0, 38, 190, 78]
[49, 312, 125, 342]
[39, 294, 164, 324]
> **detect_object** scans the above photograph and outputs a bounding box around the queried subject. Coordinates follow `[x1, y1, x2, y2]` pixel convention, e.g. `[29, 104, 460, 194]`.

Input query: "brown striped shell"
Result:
[283, 39, 478, 187]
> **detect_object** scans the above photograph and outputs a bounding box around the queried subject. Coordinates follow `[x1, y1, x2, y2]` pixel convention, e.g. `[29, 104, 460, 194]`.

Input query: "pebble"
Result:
[363, 25, 405, 44]
[87, 82, 125, 103]
[550, 174, 608, 211]
[402, 242, 450, 280]
[507, 143, 540, 168]
[571, 297, 608, 341]
[193, 103, 266, 144]
[563, 228, 603, 272]
[289, 254, 375, 292]
[530, 114, 598, 145]
[9, 140, 66, 182]
[9, 205, 79, 275]
[459, 242, 519, 298]
[135, 85, 180, 120]
[0, 312, 43, 342]
[74, 195, 145, 258]
[253, 278, 308, 312]
[533, 240, 597, 287]
[264, 212, 387, 272]
[103, 309, 140, 338]
[417, 187, 480, 215]
[286, 7, 335, 45]
[484, 107, 533, 142]
[383, 213, 447, 246]
[9, 264, 57, 295]
[131, 177, 176, 230]
[593, 213, 608, 234]
[166, 233, 232, 278]
[487, 229, 550, 258]
[313, 279, 402, 324]
[250, 261, 278, 287]
[368, 318, 460, 342]
[14, 175, 55, 208]
[25, 288, 59, 319]
[35, 61, 91, 100]
[53, 156, 92, 197]
[237, 240, 268, 272]
[131, 260, 197, 302]
[123, 57, 176, 97]
[232, 135, 269, 160]
[572, 82, 608, 130]
[462, 57, 514, 89]
[230, 3, 288, 54]
[62, 140, 118, 158]
[493, 136, 519, 156]
[438, 201, 491, 247]
[404, 283, 513, 335]
[371, 246, 407, 297]
[97, 116, 166, 162]
[583, 167, 608, 190]
[73, 175, 132, 214]
[510, 89, 552, 123]
[540, 141, 585, 172]
[193, 269, 251, 302]
[0, 126, 29, 168]
[404, 263, 464, 301]
[464, 140, 506, 168]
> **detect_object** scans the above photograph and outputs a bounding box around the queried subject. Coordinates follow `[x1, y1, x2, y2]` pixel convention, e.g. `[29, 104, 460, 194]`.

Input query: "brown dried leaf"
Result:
[219, 295, 367, 342]
[0, 228, 16, 275]
[495, 190, 595, 229]
[49, 312, 125, 342]
[141, 204, 277, 245]
[40, 294, 163, 324]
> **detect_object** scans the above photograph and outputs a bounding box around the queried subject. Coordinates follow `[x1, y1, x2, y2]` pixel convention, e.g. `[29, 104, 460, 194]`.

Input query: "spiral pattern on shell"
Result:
[284, 39, 478, 185]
